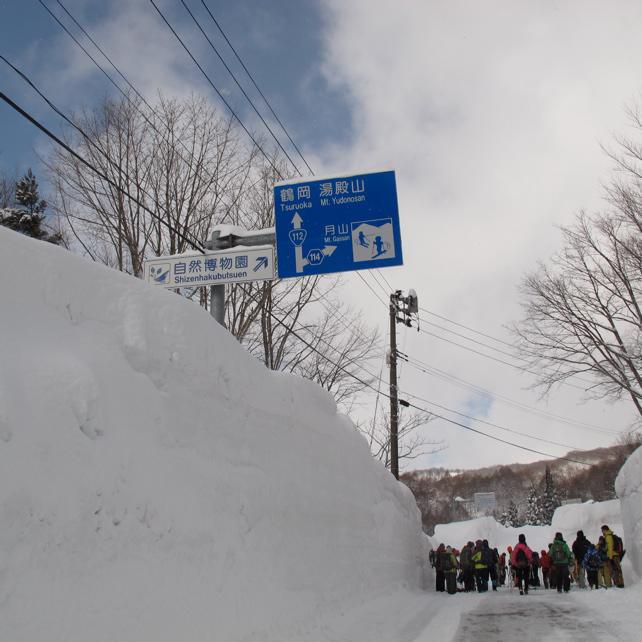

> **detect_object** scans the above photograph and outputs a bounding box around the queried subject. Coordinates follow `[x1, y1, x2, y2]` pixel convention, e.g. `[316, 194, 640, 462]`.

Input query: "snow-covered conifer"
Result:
[1, 169, 62, 244]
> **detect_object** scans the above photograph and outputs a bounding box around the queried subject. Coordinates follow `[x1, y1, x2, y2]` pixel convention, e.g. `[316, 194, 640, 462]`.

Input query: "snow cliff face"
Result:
[616, 444, 642, 580]
[0, 228, 424, 642]
[432, 500, 624, 558]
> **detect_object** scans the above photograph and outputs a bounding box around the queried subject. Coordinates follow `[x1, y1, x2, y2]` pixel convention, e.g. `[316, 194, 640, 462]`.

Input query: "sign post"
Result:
[274, 170, 403, 279]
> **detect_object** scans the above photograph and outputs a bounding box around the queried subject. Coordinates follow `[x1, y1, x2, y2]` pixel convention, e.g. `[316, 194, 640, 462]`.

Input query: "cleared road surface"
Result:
[453, 589, 625, 642]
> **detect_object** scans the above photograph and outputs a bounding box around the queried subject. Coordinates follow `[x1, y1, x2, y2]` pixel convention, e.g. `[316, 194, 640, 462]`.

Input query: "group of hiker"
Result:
[430, 524, 625, 596]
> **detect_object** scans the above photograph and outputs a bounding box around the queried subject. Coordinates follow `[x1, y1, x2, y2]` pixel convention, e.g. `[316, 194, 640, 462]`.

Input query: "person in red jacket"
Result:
[540, 549, 552, 589]
[511, 534, 534, 595]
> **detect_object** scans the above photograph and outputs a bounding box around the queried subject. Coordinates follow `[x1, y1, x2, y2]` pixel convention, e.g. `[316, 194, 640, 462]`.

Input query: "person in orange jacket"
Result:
[540, 549, 552, 589]
[506, 545, 516, 588]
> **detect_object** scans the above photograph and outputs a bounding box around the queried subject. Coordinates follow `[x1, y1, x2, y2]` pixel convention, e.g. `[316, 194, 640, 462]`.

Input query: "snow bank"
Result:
[433, 500, 624, 559]
[0, 228, 425, 642]
[552, 500, 622, 544]
[433, 516, 553, 554]
[616, 444, 642, 580]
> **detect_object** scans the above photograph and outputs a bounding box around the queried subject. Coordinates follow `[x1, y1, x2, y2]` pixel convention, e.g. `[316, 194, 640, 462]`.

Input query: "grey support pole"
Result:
[389, 293, 399, 480]
[206, 226, 276, 328]
[208, 230, 226, 327]
[210, 284, 225, 327]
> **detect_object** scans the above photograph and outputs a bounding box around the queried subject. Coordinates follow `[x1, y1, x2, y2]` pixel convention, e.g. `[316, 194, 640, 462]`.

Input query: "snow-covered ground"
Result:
[1, 226, 642, 641]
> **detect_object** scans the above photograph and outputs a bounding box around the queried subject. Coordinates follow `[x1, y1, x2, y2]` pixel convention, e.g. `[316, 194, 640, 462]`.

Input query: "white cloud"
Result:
[317, 0, 642, 469]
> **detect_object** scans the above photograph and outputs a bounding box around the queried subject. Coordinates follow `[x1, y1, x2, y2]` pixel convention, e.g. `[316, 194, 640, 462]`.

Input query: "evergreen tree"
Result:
[540, 465, 562, 524]
[524, 484, 545, 525]
[15, 168, 47, 215]
[0, 169, 61, 244]
[498, 499, 520, 527]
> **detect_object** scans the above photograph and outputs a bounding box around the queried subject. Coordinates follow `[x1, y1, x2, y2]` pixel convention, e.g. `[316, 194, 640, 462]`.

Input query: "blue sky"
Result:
[2, 0, 642, 471]
[1, 0, 351, 176]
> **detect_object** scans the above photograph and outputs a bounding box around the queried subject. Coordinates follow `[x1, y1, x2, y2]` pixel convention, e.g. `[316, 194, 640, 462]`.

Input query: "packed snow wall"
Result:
[433, 499, 623, 558]
[0, 228, 425, 642]
[616, 444, 642, 580]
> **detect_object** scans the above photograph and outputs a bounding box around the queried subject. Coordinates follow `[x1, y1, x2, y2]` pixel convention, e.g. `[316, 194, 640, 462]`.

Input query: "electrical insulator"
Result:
[407, 288, 418, 314]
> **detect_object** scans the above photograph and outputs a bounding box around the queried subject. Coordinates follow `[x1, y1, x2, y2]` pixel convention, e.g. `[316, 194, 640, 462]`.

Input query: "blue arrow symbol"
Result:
[254, 256, 269, 271]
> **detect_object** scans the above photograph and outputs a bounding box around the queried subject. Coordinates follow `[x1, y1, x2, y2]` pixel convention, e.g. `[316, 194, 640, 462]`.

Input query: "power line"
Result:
[418, 316, 528, 362]
[239, 285, 595, 464]
[31, 0, 609, 460]
[417, 306, 596, 387]
[148, 1, 403, 326]
[146, 0, 401, 321]
[198, 0, 314, 174]
[375, 268, 394, 292]
[39, 0, 257, 227]
[49, 0, 564, 380]
[0, 78, 591, 465]
[0, 88, 205, 254]
[147, 0, 285, 181]
[178, 0, 303, 177]
[399, 389, 582, 451]
[404, 356, 617, 434]
[355, 272, 389, 307]
[304, 282, 613, 442]
[41, 0, 397, 327]
[419, 304, 518, 349]
[417, 326, 588, 391]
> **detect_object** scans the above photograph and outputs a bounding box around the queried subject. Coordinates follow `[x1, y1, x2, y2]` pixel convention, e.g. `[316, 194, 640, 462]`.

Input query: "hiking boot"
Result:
[519, 590, 524, 595]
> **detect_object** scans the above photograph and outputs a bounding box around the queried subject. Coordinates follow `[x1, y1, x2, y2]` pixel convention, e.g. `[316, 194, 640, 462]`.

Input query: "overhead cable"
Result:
[0, 88, 205, 253]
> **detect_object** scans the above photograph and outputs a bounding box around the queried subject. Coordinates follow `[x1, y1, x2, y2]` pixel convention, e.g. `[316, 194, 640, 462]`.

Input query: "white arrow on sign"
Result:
[292, 212, 305, 274]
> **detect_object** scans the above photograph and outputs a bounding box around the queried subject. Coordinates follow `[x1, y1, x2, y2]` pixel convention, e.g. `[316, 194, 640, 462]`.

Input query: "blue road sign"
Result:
[274, 170, 403, 278]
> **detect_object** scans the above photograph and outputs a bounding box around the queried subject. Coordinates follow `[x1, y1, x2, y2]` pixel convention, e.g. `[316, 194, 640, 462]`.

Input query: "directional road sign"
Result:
[274, 170, 403, 279]
[144, 246, 275, 288]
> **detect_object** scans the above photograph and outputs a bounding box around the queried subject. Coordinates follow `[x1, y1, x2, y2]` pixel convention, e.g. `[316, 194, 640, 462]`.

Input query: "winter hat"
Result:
[601, 525, 609, 532]
[518, 533, 526, 544]
[555, 532, 563, 540]
[577, 530, 584, 538]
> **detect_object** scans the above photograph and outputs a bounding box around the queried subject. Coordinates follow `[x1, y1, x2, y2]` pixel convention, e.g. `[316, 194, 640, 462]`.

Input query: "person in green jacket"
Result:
[549, 532, 573, 593]
[442, 546, 459, 595]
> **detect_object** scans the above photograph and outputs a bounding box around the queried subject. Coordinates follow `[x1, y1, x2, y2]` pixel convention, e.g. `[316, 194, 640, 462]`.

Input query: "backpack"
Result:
[460, 547, 472, 569]
[551, 541, 567, 565]
[481, 547, 493, 566]
[515, 548, 529, 569]
[612, 534, 625, 559]
[440, 552, 453, 571]
[584, 548, 602, 571]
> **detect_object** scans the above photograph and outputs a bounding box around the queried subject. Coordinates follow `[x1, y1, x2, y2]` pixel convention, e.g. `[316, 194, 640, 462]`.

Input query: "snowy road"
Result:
[452, 589, 625, 642]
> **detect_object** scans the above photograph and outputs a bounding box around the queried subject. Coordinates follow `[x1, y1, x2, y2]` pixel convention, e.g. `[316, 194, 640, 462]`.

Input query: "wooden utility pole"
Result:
[388, 289, 418, 480]
[389, 292, 400, 480]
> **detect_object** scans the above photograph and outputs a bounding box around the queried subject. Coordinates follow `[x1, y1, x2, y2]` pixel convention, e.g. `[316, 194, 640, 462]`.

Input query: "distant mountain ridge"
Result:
[402, 443, 639, 534]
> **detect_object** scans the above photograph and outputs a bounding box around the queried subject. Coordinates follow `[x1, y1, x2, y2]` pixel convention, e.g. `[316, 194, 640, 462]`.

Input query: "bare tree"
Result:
[46, 93, 252, 276]
[45, 93, 384, 417]
[358, 406, 444, 470]
[513, 109, 642, 419]
[0, 171, 16, 209]
[223, 156, 382, 409]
